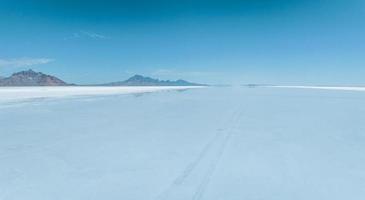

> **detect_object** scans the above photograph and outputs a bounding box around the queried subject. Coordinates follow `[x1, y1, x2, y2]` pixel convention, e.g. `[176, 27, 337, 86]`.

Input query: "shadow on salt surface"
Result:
[0, 88, 192, 109]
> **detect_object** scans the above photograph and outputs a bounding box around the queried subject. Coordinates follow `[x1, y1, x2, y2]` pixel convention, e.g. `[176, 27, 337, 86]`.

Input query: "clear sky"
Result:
[1, 0, 364, 85]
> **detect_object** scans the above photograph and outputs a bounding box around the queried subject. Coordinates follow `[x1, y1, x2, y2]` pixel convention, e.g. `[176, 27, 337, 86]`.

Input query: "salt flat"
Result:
[0, 86, 205, 103]
[1, 87, 365, 200]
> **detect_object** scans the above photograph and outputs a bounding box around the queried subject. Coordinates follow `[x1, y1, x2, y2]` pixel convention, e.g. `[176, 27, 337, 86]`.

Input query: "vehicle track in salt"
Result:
[155, 106, 244, 200]
[191, 109, 242, 200]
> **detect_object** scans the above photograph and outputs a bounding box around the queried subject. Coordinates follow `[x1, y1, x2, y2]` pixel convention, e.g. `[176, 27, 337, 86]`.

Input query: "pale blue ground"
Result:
[1, 87, 365, 200]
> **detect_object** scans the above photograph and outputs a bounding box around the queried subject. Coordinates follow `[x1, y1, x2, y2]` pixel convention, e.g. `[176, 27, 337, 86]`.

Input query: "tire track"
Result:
[172, 131, 222, 186]
[192, 109, 243, 200]
[155, 132, 221, 200]
[155, 106, 243, 200]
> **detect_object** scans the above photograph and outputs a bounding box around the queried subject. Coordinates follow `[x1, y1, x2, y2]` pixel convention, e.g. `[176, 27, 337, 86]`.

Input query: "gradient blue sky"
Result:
[1, 0, 365, 85]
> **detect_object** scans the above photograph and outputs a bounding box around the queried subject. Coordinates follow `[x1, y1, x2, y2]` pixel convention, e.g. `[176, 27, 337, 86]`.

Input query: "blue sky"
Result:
[1, 0, 365, 85]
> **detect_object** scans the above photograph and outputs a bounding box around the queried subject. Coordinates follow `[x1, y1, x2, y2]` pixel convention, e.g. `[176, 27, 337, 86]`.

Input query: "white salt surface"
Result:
[1, 87, 365, 200]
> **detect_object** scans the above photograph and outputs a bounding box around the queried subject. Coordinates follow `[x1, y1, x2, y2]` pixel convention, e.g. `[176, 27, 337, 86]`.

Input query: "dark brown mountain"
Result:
[0, 69, 70, 86]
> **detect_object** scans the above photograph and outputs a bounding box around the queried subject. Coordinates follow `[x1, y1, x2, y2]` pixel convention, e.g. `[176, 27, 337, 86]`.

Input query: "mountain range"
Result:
[101, 74, 205, 86]
[0, 69, 206, 87]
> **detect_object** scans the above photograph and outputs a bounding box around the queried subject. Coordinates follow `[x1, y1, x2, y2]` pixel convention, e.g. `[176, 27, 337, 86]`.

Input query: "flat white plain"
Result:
[1, 86, 365, 200]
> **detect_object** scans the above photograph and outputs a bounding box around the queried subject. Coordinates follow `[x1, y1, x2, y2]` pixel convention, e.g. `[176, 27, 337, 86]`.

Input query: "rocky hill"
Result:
[0, 69, 69, 86]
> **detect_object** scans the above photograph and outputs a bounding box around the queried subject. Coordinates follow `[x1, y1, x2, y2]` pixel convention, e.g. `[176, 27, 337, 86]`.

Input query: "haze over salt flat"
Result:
[0, 86, 205, 103]
[1, 85, 365, 104]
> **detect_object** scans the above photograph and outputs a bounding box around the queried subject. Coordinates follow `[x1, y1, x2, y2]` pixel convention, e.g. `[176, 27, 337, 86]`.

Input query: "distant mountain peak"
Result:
[13, 69, 37, 74]
[0, 69, 70, 86]
[126, 74, 156, 82]
[129, 74, 145, 79]
[103, 75, 206, 86]
[11, 69, 44, 78]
